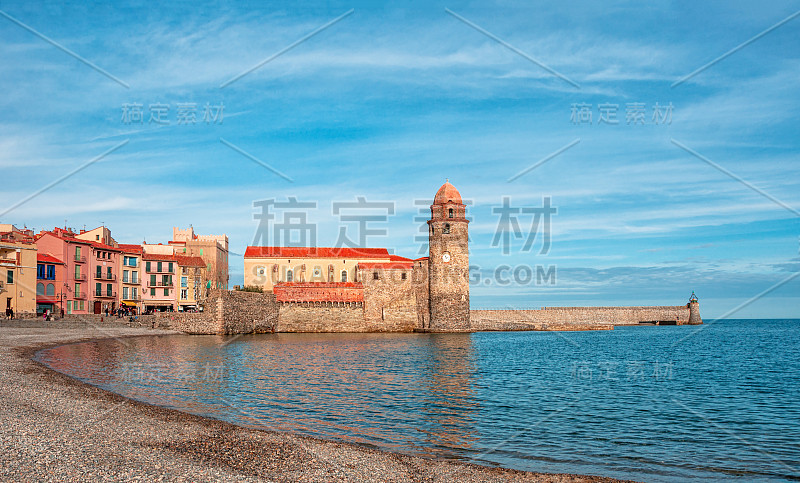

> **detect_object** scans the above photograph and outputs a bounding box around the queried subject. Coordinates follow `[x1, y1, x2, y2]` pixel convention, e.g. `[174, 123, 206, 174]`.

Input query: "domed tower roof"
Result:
[433, 180, 463, 205]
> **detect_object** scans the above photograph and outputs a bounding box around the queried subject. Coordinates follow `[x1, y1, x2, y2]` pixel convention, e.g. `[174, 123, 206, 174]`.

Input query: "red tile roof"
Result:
[87, 241, 121, 252]
[434, 181, 463, 205]
[37, 253, 64, 264]
[175, 255, 205, 267]
[118, 243, 143, 254]
[245, 246, 391, 259]
[142, 253, 177, 261]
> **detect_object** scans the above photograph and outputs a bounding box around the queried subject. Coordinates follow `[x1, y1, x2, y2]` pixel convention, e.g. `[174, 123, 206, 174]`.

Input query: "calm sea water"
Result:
[36, 320, 800, 482]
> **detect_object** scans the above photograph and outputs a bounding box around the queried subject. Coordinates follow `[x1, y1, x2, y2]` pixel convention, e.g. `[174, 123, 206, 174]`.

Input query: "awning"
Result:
[120, 301, 138, 307]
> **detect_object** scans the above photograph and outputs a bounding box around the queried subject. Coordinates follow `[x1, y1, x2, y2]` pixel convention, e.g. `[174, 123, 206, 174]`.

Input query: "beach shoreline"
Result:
[0, 320, 633, 482]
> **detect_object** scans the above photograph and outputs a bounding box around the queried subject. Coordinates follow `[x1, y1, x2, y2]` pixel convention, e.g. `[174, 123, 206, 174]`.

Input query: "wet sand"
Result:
[0, 320, 633, 482]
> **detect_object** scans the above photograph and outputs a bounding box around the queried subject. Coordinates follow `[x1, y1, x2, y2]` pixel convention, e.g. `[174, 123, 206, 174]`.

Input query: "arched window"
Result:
[37, 283, 44, 295]
[448, 208, 454, 218]
[286, 270, 293, 282]
[341, 270, 348, 282]
[46, 283, 55, 296]
[443, 223, 450, 234]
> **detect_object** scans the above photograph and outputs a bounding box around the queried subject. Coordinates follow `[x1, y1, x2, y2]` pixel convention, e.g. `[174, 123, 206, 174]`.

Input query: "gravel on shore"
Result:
[0, 320, 634, 482]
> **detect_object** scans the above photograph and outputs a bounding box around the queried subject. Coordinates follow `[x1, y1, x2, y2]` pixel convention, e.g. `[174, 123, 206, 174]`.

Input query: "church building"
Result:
[243, 181, 471, 331]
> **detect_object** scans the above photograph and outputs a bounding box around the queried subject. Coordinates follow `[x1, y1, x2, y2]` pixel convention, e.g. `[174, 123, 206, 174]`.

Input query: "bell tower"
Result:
[428, 180, 470, 330]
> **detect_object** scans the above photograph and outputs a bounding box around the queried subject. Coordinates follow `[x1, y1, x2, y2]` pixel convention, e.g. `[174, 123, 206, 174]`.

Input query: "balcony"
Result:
[74, 255, 86, 263]
[147, 280, 173, 287]
[74, 273, 87, 281]
[95, 273, 117, 281]
[94, 291, 117, 299]
[74, 291, 86, 299]
[123, 294, 141, 301]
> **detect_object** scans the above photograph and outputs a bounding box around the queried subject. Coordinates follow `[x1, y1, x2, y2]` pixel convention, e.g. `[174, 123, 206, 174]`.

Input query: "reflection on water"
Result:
[36, 321, 800, 482]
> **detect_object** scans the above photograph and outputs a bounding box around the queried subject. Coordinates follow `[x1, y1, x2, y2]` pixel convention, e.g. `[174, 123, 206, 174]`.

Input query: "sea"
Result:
[36, 319, 800, 482]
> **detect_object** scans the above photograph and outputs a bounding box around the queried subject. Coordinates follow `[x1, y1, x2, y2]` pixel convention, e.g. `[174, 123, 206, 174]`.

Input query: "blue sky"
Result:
[1, 1, 798, 317]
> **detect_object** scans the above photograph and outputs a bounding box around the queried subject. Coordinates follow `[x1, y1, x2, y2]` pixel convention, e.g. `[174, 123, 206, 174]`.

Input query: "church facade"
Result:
[243, 181, 472, 332]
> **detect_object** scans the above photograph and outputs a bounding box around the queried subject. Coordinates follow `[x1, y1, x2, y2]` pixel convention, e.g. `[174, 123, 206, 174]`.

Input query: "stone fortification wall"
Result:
[217, 290, 278, 334]
[276, 301, 367, 332]
[144, 290, 278, 334]
[471, 305, 696, 331]
[361, 267, 418, 332]
[413, 259, 430, 329]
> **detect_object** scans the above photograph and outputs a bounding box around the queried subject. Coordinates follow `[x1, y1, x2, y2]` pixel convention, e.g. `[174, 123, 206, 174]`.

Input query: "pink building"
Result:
[87, 240, 121, 314]
[141, 253, 177, 312]
[35, 253, 65, 316]
[35, 228, 93, 315]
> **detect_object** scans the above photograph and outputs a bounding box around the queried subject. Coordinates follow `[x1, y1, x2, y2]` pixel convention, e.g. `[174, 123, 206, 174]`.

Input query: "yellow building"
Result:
[243, 247, 410, 292]
[176, 255, 206, 311]
[0, 237, 38, 317]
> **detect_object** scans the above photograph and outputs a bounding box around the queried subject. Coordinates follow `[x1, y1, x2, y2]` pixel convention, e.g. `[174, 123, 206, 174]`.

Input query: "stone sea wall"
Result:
[146, 289, 700, 334]
[471, 304, 699, 331]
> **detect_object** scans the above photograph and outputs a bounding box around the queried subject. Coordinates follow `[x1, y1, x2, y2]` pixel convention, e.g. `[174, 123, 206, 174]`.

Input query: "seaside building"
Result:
[243, 247, 404, 291]
[242, 181, 471, 331]
[34, 228, 94, 315]
[175, 255, 207, 311]
[36, 253, 65, 315]
[0, 225, 38, 317]
[118, 244, 143, 313]
[170, 227, 229, 290]
[142, 253, 177, 312]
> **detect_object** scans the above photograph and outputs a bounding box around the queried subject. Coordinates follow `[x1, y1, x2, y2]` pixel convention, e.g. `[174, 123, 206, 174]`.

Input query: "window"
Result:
[163, 288, 169, 296]
[7, 270, 13, 284]
[79, 301, 84, 311]
[199, 248, 203, 256]
[123, 287, 129, 299]
[106, 284, 112, 297]
[123, 270, 129, 283]
[74, 266, 80, 278]
[157, 261, 163, 272]
[67, 301, 72, 314]
[181, 289, 187, 299]
[95, 283, 101, 296]
[132, 288, 137, 299]
[449, 208, 454, 218]
[96, 266, 101, 277]
[107, 267, 112, 279]
[341, 270, 347, 282]
[46, 283, 54, 296]
[131, 272, 138, 284]
[286, 270, 293, 282]
[75, 246, 81, 258]
[401, 272, 407, 280]
[443, 223, 450, 234]
[150, 274, 156, 286]
[168, 262, 173, 273]
[162, 275, 170, 286]
[150, 288, 155, 296]
[37, 283, 45, 295]
[146, 261, 151, 272]
[95, 234, 99, 241]
[47, 265, 55, 279]
[181, 276, 188, 288]
[75, 283, 80, 295]
[37, 264, 46, 279]
[373, 272, 379, 280]
[130, 257, 137, 268]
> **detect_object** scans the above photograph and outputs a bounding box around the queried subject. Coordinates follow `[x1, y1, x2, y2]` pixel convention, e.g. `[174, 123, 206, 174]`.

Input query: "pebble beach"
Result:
[0, 320, 630, 482]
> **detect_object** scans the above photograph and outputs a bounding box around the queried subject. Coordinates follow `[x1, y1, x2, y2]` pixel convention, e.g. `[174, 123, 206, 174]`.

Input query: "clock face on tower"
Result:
[442, 252, 451, 263]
